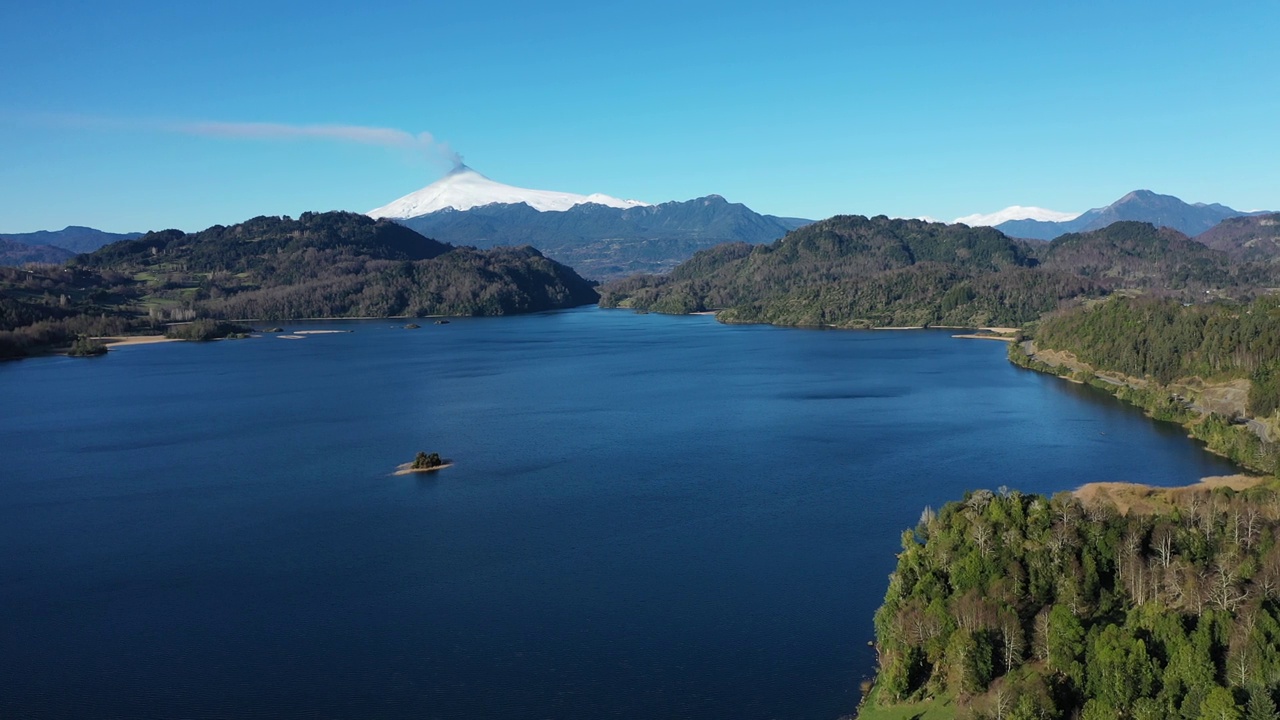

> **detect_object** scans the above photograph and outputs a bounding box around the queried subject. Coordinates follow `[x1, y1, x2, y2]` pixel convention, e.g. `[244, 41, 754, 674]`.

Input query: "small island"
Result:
[395, 451, 452, 475]
[67, 336, 108, 357]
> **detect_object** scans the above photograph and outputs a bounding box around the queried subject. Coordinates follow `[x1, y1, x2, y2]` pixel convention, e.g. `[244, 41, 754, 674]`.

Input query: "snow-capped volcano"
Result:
[953, 206, 1081, 227]
[368, 165, 648, 219]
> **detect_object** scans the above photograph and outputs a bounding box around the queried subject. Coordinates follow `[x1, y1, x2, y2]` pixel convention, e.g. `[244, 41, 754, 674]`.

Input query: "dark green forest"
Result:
[0, 211, 598, 358]
[865, 485, 1280, 720]
[0, 264, 149, 358]
[73, 211, 598, 319]
[599, 215, 1102, 327]
[599, 218, 1280, 329]
[1033, 296, 1280, 417]
[1036, 222, 1249, 291]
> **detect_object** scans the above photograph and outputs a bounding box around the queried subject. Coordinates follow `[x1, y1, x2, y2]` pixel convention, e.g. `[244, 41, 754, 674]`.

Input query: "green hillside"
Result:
[0, 211, 598, 358]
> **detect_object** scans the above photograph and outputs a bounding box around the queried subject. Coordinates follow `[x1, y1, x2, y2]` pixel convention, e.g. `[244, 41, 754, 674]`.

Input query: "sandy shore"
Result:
[94, 335, 182, 347]
[870, 325, 1020, 334]
[951, 333, 1015, 342]
[1075, 473, 1266, 515]
[393, 461, 454, 476]
[228, 314, 447, 322]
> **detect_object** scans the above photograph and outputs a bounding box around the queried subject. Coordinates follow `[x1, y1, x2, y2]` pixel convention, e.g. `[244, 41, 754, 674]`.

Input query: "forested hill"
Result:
[862, 483, 1280, 719]
[1196, 213, 1280, 264]
[1, 212, 597, 358]
[599, 215, 1101, 328]
[67, 211, 597, 319]
[1033, 295, 1280, 391]
[1035, 222, 1246, 291]
[1017, 295, 1280, 475]
[600, 216, 1280, 329]
[0, 238, 76, 266]
[78, 211, 452, 270]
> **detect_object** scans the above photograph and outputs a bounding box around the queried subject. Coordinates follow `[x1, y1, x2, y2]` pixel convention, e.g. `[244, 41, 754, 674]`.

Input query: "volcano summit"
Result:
[367, 165, 648, 219]
[364, 167, 808, 279]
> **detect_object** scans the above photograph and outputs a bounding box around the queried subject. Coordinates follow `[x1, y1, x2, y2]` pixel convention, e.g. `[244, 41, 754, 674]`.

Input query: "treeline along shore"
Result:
[858, 477, 1280, 720]
[0, 211, 599, 359]
[1009, 295, 1280, 477]
[590, 210, 1280, 719]
[12, 202, 1280, 717]
[858, 297, 1280, 718]
[597, 216, 1280, 330]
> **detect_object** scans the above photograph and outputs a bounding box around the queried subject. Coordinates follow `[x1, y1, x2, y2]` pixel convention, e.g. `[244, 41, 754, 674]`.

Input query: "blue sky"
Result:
[2, 0, 1278, 232]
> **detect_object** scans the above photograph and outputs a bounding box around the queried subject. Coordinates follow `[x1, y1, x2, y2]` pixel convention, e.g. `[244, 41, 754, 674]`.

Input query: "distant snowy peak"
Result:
[953, 206, 1082, 227]
[368, 165, 648, 219]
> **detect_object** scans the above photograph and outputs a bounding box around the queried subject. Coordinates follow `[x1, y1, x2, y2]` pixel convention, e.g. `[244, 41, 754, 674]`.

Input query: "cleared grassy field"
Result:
[855, 687, 956, 720]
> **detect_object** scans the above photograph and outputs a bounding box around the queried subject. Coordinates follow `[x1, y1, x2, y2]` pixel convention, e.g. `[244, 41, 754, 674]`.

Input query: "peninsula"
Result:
[858, 477, 1280, 719]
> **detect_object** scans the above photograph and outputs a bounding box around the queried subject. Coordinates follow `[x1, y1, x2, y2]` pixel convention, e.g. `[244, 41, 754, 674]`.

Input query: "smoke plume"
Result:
[17, 113, 463, 169]
[174, 121, 463, 168]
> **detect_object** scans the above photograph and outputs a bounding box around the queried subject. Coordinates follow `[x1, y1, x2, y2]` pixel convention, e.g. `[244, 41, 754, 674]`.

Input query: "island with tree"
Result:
[66, 335, 108, 357]
[395, 452, 452, 475]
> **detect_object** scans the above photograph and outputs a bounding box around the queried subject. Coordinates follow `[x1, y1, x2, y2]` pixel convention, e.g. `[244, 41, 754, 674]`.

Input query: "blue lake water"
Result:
[0, 307, 1238, 719]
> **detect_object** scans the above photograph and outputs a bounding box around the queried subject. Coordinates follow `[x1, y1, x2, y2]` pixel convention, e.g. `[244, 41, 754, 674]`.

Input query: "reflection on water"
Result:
[0, 308, 1239, 719]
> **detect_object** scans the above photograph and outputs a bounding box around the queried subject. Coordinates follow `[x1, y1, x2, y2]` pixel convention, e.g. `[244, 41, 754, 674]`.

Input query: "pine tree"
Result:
[1247, 687, 1279, 720]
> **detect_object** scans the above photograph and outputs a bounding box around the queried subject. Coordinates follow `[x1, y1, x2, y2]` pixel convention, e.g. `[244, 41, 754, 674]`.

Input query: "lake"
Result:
[0, 308, 1238, 719]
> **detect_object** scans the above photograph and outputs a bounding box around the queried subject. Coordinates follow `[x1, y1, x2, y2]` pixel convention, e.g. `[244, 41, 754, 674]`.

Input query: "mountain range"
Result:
[0, 226, 143, 254]
[398, 195, 809, 280]
[985, 190, 1268, 240]
[4, 181, 1275, 286]
[368, 167, 808, 279]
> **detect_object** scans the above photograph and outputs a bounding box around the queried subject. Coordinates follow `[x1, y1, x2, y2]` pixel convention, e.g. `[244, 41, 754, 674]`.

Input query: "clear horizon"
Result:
[2, 0, 1277, 233]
